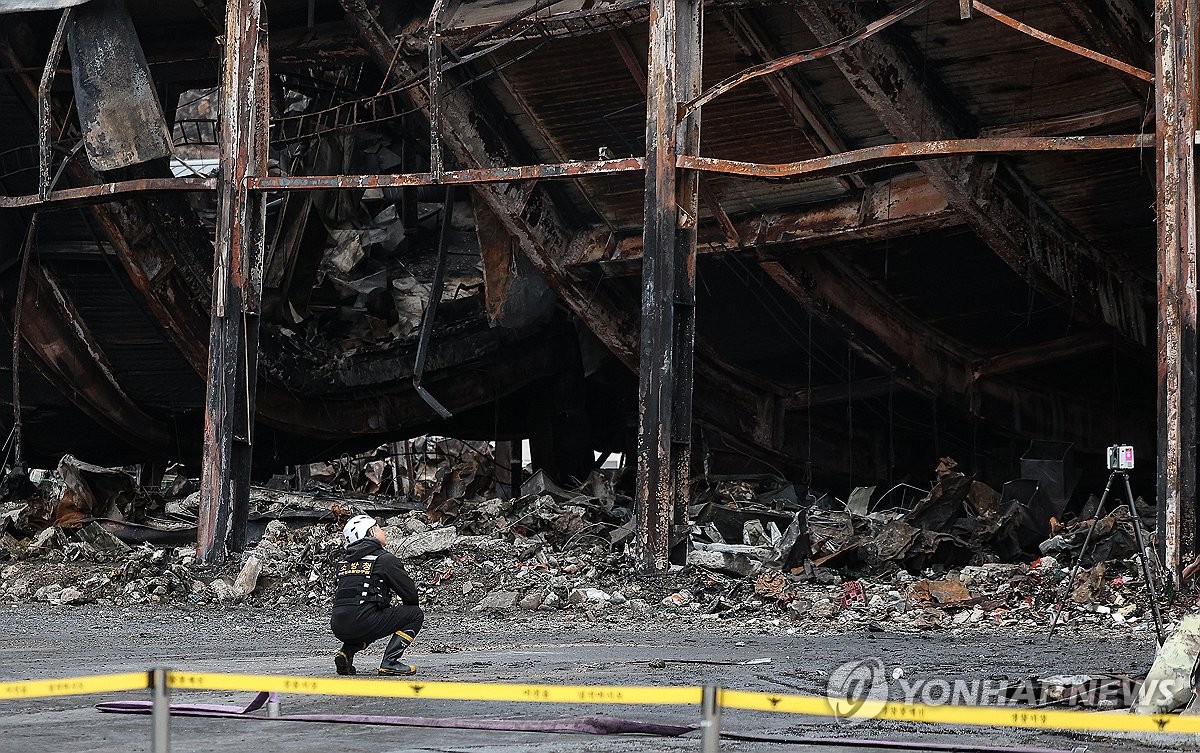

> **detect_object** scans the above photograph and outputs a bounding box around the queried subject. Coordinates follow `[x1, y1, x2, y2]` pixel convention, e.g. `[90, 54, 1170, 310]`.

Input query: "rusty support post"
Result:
[38, 8, 72, 201]
[635, 0, 702, 571]
[1155, 0, 1199, 579]
[198, 0, 269, 565]
[429, 0, 449, 180]
[11, 214, 38, 466]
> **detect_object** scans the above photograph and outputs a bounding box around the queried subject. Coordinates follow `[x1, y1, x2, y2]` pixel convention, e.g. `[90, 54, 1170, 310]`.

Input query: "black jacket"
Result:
[335, 538, 419, 606]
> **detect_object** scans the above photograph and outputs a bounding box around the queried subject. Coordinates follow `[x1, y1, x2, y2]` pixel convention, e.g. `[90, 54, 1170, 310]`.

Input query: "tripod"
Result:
[1047, 470, 1165, 645]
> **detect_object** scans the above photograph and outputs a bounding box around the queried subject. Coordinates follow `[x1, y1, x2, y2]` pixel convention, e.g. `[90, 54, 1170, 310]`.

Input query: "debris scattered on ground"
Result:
[0, 448, 1187, 639]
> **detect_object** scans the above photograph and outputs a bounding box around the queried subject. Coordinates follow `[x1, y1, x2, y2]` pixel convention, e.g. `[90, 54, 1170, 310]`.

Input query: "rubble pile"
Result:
[0, 448, 1190, 636]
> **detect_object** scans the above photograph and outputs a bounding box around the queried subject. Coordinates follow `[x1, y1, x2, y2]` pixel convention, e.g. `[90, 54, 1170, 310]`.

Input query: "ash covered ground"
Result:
[1, 443, 1196, 751]
[0, 600, 1179, 753]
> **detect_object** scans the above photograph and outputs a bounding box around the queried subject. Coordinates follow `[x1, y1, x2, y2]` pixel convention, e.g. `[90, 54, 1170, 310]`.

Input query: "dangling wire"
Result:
[805, 309, 813, 487]
[887, 377, 895, 485]
[11, 213, 39, 466]
[847, 345, 854, 490]
[931, 397, 940, 458]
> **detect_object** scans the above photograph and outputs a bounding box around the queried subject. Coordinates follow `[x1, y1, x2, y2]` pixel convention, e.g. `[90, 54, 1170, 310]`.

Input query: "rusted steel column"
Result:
[38, 8, 72, 201]
[1156, 0, 1199, 579]
[198, 0, 269, 565]
[635, 0, 702, 571]
[428, 0, 449, 180]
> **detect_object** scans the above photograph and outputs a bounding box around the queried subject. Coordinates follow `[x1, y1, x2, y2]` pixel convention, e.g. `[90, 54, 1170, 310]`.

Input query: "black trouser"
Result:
[331, 603, 424, 646]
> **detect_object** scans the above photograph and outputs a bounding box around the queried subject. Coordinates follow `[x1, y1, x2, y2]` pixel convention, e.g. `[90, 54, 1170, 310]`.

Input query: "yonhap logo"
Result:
[823, 658, 1175, 721]
[825, 658, 890, 722]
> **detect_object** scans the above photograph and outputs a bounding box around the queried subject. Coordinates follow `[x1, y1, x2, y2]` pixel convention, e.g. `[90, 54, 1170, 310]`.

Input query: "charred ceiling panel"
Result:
[66, 0, 171, 171]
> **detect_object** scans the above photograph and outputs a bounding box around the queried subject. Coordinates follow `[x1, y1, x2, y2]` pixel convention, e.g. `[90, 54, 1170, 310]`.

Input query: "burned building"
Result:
[0, 0, 1192, 571]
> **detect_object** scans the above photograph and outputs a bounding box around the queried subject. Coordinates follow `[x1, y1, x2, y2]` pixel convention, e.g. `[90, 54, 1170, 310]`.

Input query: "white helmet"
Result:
[343, 514, 378, 543]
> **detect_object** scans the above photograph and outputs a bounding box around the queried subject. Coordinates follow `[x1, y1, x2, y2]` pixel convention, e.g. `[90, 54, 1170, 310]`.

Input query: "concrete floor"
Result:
[0, 603, 1188, 753]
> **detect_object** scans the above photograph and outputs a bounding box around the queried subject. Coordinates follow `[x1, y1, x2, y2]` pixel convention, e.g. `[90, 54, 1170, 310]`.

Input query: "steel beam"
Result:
[1154, 0, 1198, 578]
[197, 0, 269, 565]
[973, 333, 1113, 379]
[1060, 0, 1154, 98]
[717, 8, 863, 190]
[2, 136, 1153, 210]
[791, 0, 1151, 346]
[635, 0, 702, 571]
[587, 173, 960, 274]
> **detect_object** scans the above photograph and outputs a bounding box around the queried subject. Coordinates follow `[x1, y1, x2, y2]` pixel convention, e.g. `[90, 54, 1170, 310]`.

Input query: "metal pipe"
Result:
[151, 668, 170, 753]
[972, 1, 1152, 82]
[701, 685, 721, 753]
[683, 0, 932, 117]
[677, 135, 1154, 179]
[2, 135, 1157, 210]
[411, 186, 455, 419]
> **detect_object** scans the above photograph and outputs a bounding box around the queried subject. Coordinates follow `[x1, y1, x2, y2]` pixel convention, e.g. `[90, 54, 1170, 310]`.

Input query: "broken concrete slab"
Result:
[567, 587, 610, 604]
[472, 590, 518, 612]
[389, 526, 458, 559]
[234, 556, 264, 595]
[517, 590, 545, 611]
[688, 548, 762, 578]
[209, 578, 241, 603]
[58, 586, 85, 605]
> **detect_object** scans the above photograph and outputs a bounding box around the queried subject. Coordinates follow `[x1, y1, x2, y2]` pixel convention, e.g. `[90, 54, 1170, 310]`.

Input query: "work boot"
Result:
[378, 631, 416, 676]
[335, 641, 367, 676]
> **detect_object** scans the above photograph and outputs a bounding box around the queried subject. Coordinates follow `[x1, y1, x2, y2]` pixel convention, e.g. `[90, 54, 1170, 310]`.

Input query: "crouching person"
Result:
[331, 515, 424, 676]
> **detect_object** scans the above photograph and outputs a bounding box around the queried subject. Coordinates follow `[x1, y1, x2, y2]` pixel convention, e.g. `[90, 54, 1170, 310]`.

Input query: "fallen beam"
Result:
[784, 375, 897, 410]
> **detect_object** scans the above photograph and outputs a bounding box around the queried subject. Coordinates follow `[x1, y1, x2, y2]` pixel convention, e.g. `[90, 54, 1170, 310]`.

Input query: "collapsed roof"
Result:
[0, 0, 1162, 499]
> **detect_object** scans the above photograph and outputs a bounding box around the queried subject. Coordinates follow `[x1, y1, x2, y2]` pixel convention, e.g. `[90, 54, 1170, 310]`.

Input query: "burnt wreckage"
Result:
[0, 0, 1193, 571]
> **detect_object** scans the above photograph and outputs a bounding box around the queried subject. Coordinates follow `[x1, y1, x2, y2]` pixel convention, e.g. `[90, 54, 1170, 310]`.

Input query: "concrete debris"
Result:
[234, 556, 264, 595]
[567, 588, 610, 604]
[57, 586, 85, 605]
[389, 526, 458, 559]
[472, 590, 519, 612]
[209, 578, 241, 603]
[517, 590, 545, 611]
[687, 547, 763, 578]
[0, 449, 1182, 643]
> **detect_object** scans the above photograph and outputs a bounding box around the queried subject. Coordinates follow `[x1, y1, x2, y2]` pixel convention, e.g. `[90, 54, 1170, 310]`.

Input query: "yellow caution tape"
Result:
[7, 668, 1200, 735]
[0, 672, 149, 700]
[720, 689, 1200, 734]
[166, 671, 702, 705]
